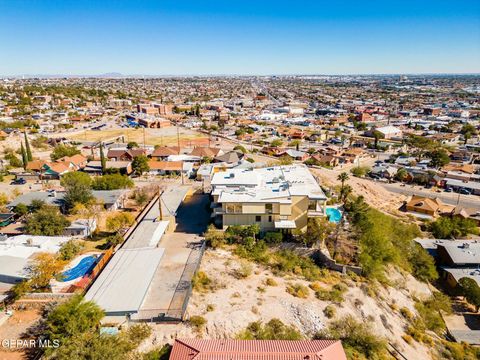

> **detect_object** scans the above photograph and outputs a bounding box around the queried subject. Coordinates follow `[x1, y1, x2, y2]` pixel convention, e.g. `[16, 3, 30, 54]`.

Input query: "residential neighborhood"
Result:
[0, 1, 479, 358]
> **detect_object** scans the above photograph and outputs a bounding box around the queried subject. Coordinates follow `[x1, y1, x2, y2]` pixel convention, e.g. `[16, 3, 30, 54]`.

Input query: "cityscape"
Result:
[0, 1, 479, 360]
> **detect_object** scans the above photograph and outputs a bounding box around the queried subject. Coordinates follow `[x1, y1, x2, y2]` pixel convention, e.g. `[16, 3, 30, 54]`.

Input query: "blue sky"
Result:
[0, 0, 479, 75]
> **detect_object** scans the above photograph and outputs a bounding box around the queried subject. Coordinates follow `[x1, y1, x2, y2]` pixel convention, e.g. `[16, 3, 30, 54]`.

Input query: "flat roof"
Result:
[442, 267, 480, 286]
[84, 247, 165, 314]
[211, 165, 326, 204]
[122, 220, 169, 249]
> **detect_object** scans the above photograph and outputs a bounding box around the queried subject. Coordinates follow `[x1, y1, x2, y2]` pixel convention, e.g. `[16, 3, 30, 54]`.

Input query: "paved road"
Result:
[381, 182, 480, 209]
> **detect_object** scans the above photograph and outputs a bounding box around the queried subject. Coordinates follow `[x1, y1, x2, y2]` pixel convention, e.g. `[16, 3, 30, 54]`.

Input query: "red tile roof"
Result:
[169, 339, 347, 360]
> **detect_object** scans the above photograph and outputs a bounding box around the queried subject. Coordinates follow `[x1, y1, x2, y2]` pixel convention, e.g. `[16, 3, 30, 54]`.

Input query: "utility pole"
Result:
[143, 127, 146, 149]
[158, 187, 163, 221]
[176, 122, 180, 149]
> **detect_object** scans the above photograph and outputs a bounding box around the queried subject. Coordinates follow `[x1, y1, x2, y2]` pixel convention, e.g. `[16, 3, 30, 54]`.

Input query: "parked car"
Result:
[12, 178, 26, 185]
[459, 188, 471, 195]
[445, 187, 453, 192]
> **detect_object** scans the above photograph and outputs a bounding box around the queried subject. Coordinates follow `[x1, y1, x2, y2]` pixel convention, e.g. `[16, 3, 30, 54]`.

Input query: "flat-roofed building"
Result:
[210, 165, 327, 232]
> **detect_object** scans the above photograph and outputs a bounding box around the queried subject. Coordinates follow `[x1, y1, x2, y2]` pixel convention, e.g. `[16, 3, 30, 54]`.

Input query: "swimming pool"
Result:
[326, 208, 342, 223]
[60, 255, 99, 282]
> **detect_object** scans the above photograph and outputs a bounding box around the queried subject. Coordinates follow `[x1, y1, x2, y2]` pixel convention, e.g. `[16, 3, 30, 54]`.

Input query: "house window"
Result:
[268, 216, 272, 222]
[226, 204, 235, 213]
[265, 203, 273, 213]
[255, 215, 261, 222]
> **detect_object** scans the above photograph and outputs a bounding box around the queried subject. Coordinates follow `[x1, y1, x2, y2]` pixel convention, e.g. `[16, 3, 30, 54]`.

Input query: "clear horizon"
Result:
[1, 0, 479, 75]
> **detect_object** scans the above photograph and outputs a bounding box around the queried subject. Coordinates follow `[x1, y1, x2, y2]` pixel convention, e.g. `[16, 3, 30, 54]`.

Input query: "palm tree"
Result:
[340, 184, 353, 203]
[337, 172, 349, 195]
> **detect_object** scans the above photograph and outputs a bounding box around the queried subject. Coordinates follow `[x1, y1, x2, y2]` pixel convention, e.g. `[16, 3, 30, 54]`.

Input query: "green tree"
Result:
[337, 172, 349, 196]
[45, 295, 104, 344]
[301, 217, 335, 248]
[315, 315, 388, 359]
[430, 217, 479, 239]
[106, 212, 135, 232]
[427, 149, 450, 168]
[461, 123, 477, 145]
[51, 144, 81, 161]
[25, 206, 70, 236]
[61, 172, 94, 211]
[99, 143, 106, 175]
[92, 174, 134, 190]
[131, 155, 150, 175]
[270, 139, 283, 148]
[24, 131, 33, 161]
[457, 277, 480, 312]
[127, 141, 138, 149]
[395, 167, 408, 182]
[372, 130, 384, 149]
[13, 203, 29, 216]
[233, 145, 247, 154]
[20, 142, 28, 169]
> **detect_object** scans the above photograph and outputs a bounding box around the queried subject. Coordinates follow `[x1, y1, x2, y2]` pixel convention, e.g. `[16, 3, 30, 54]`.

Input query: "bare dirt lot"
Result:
[0, 309, 42, 360]
[139, 248, 433, 360]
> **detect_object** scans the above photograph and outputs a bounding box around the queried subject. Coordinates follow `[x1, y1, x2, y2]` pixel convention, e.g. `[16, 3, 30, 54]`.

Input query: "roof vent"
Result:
[463, 243, 470, 249]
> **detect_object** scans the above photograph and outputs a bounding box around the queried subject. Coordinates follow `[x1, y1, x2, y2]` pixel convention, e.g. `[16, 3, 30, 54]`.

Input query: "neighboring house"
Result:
[0, 235, 71, 284]
[190, 146, 223, 158]
[107, 148, 146, 161]
[0, 213, 15, 227]
[370, 165, 397, 179]
[405, 195, 454, 218]
[451, 207, 480, 226]
[84, 160, 133, 175]
[147, 160, 194, 177]
[7, 190, 126, 212]
[445, 178, 480, 195]
[169, 339, 347, 360]
[63, 219, 97, 238]
[213, 150, 244, 164]
[210, 165, 327, 232]
[375, 125, 403, 139]
[311, 154, 339, 167]
[150, 146, 180, 160]
[278, 149, 309, 161]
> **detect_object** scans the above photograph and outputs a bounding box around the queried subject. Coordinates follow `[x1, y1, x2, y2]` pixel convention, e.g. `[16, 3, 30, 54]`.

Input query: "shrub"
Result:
[315, 283, 347, 303]
[315, 315, 389, 359]
[237, 319, 302, 340]
[350, 166, 370, 177]
[59, 240, 84, 261]
[402, 334, 413, 344]
[263, 231, 283, 244]
[192, 271, 212, 292]
[189, 316, 206, 331]
[204, 225, 226, 248]
[286, 283, 309, 298]
[233, 261, 253, 279]
[142, 344, 172, 360]
[265, 278, 278, 287]
[429, 217, 479, 239]
[400, 307, 414, 322]
[323, 305, 336, 319]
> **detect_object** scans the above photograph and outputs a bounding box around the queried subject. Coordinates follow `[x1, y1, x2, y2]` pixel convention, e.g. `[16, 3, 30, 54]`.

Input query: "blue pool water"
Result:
[60, 255, 99, 282]
[326, 208, 342, 223]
